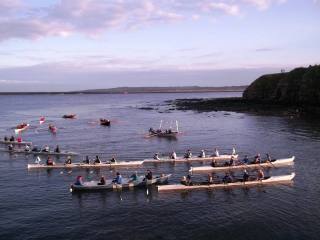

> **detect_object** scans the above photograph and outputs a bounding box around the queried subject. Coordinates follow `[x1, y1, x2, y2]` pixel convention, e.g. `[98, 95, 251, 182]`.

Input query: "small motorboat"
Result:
[100, 118, 111, 126]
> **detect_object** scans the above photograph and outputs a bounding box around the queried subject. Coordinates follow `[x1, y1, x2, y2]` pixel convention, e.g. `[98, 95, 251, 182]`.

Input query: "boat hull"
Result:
[189, 156, 295, 173]
[27, 160, 144, 169]
[70, 174, 171, 192]
[157, 173, 295, 192]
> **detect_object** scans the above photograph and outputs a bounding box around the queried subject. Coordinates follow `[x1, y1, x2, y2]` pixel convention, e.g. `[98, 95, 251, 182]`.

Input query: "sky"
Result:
[0, 0, 319, 91]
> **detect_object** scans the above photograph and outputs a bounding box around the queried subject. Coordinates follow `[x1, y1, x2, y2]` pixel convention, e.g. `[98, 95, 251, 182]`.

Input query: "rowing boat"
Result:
[14, 124, 29, 134]
[63, 114, 76, 119]
[27, 160, 144, 169]
[189, 156, 295, 173]
[144, 154, 238, 163]
[1, 149, 78, 156]
[157, 173, 295, 192]
[70, 174, 172, 192]
[0, 140, 32, 145]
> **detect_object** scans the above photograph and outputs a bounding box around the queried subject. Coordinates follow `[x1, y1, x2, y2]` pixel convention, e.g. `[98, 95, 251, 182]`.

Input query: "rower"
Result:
[257, 169, 265, 180]
[9, 136, 15, 142]
[186, 174, 192, 186]
[98, 176, 106, 185]
[94, 155, 101, 164]
[266, 153, 272, 163]
[229, 156, 235, 166]
[129, 172, 138, 182]
[232, 147, 236, 155]
[83, 156, 90, 164]
[25, 144, 31, 152]
[74, 176, 83, 186]
[208, 174, 213, 184]
[214, 148, 220, 157]
[184, 149, 192, 159]
[145, 170, 153, 180]
[211, 159, 217, 167]
[243, 170, 249, 182]
[110, 156, 117, 163]
[8, 144, 14, 151]
[32, 146, 39, 152]
[153, 153, 160, 160]
[181, 176, 187, 185]
[17, 136, 22, 143]
[42, 145, 50, 153]
[253, 153, 261, 164]
[222, 173, 232, 183]
[199, 149, 206, 158]
[54, 145, 60, 153]
[242, 155, 249, 164]
[171, 151, 177, 160]
[46, 156, 54, 166]
[65, 156, 72, 165]
[4, 136, 8, 141]
[112, 172, 122, 184]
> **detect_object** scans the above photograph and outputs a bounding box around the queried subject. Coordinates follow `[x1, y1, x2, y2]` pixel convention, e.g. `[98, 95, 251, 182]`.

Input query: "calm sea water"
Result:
[0, 92, 319, 240]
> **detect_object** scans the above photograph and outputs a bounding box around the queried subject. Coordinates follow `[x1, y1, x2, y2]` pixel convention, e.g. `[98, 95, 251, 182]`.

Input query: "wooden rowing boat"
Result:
[157, 173, 295, 192]
[0, 140, 32, 145]
[143, 154, 238, 163]
[14, 124, 29, 134]
[70, 174, 172, 192]
[189, 156, 295, 173]
[1, 149, 78, 156]
[27, 160, 144, 169]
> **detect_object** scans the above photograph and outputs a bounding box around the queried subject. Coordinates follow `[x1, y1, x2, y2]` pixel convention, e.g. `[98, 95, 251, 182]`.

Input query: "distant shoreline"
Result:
[0, 86, 247, 95]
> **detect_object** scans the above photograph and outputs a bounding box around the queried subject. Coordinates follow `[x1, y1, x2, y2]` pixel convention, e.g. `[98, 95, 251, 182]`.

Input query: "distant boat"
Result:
[62, 114, 76, 119]
[14, 123, 29, 134]
[147, 120, 180, 138]
[48, 124, 57, 134]
[100, 118, 111, 126]
[39, 116, 45, 125]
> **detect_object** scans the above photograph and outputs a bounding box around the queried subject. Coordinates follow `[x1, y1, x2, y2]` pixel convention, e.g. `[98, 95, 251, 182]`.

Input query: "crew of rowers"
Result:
[3, 136, 22, 143]
[153, 147, 237, 160]
[74, 170, 154, 186]
[180, 169, 265, 186]
[24, 145, 61, 153]
[149, 128, 173, 134]
[210, 153, 273, 167]
[81, 155, 117, 164]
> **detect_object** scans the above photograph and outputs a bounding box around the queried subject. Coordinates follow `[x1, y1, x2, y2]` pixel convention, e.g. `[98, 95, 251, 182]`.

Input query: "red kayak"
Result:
[39, 116, 45, 125]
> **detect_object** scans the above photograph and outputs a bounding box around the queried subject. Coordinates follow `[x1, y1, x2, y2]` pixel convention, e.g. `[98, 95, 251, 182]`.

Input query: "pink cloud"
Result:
[0, 0, 291, 41]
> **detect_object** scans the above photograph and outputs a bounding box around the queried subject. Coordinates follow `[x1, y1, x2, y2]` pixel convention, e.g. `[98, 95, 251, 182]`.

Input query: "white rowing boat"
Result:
[1, 149, 78, 156]
[144, 154, 238, 163]
[70, 174, 172, 192]
[189, 156, 295, 173]
[0, 140, 32, 145]
[157, 173, 295, 192]
[27, 160, 144, 169]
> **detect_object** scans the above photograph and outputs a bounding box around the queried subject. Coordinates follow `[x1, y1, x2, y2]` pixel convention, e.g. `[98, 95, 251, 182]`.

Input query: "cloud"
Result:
[0, 0, 291, 41]
[202, 2, 240, 16]
[243, 0, 287, 10]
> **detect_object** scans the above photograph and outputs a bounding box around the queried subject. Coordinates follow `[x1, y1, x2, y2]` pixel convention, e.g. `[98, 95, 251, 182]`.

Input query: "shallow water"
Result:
[0, 92, 319, 240]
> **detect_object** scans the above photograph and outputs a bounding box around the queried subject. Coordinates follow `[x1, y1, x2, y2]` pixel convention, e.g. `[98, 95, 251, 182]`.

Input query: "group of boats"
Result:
[1, 116, 295, 194]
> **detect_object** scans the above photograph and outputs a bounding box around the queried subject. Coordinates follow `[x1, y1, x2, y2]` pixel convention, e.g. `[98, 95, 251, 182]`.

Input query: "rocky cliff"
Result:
[243, 65, 320, 106]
